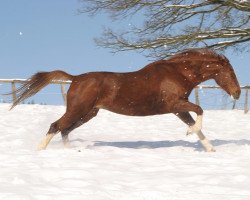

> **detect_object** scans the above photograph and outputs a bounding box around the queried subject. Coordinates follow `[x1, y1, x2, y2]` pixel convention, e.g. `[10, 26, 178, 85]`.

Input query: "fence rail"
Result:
[0, 79, 249, 113]
[0, 79, 70, 106]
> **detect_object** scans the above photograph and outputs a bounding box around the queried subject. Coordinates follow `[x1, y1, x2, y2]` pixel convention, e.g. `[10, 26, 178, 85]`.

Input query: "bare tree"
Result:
[79, 0, 250, 58]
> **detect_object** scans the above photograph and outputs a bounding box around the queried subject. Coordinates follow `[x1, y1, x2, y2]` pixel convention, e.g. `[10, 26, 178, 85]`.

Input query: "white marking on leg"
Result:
[196, 131, 215, 152]
[62, 135, 71, 149]
[200, 138, 216, 152]
[37, 134, 55, 150]
[187, 115, 203, 134]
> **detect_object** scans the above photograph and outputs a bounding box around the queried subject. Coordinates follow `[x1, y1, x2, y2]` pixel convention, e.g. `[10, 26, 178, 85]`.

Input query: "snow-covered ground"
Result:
[0, 104, 250, 200]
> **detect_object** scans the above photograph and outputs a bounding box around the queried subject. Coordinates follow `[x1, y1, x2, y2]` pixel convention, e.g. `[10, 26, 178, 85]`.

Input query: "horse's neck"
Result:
[181, 61, 216, 87]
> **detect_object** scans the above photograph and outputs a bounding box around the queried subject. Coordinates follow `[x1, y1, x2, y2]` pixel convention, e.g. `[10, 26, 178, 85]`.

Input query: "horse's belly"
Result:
[103, 106, 159, 116]
[98, 98, 168, 116]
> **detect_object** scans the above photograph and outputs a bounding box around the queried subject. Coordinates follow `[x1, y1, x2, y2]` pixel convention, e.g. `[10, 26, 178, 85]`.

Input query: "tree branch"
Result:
[80, 0, 250, 58]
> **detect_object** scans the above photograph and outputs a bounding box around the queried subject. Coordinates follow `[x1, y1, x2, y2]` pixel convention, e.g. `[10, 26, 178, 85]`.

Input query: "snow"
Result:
[0, 104, 250, 200]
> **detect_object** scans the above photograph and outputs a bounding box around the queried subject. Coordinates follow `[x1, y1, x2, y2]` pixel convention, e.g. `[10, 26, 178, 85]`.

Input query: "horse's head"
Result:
[213, 56, 241, 100]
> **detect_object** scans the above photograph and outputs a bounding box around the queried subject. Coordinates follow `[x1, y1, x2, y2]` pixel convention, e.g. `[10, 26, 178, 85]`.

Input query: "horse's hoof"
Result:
[186, 130, 193, 136]
[186, 127, 193, 135]
[207, 148, 216, 152]
[64, 144, 71, 149]
[37, 146, 46, 151]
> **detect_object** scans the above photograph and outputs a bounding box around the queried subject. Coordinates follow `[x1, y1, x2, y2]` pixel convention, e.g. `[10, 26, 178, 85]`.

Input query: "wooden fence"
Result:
[0, 79, 70, 106]
[0, 79, 249, 113]
[193, 85, 249, 114]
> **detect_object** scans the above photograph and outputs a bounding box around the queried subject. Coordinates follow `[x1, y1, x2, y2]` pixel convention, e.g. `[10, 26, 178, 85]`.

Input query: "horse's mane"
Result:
[168, 48, 228, 62]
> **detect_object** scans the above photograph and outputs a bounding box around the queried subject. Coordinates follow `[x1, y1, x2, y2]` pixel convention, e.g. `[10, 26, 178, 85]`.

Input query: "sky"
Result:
[0, 0, 249, 106]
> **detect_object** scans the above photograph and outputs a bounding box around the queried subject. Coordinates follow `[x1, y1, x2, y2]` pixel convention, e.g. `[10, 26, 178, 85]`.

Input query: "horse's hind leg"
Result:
[37, 110, 83, 150]
[38, 77, 101, 150]
[176, 112, 215, 152]
[61, 108, 99, 148]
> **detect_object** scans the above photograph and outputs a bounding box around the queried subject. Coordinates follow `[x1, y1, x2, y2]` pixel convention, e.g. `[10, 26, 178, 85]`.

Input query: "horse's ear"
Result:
[219, 54, 230, 63]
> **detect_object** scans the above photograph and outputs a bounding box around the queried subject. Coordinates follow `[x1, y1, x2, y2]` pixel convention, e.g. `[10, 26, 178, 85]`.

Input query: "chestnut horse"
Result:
[10, 48, 241, 152]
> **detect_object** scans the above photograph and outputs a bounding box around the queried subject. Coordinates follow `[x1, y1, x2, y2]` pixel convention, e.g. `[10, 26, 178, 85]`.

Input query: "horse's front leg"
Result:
[173, 101, 203, 134]
[175, 111, 215, 152]
[187, 114, 203, 135]
[172, 101, 215, 152]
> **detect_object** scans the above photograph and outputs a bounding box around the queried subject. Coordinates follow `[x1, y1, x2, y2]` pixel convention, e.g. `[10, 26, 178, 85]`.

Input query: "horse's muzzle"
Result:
[232, 90, 241, 100]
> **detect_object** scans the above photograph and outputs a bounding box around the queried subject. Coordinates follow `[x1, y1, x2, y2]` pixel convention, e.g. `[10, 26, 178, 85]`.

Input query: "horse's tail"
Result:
[9, 70, 73, 110]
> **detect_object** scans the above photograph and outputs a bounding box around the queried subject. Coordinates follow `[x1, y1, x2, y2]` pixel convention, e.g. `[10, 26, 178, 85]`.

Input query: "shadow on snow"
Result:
[91, 139, 250, 151]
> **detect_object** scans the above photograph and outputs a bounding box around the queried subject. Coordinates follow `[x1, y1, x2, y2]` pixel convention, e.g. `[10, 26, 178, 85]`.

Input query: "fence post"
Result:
[232, 100, 236, 110]
[11, 81, 17, 103]
[60, 83, 67, 105]
[195, 87, 200, 106]
[244, 88, 248, 114]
